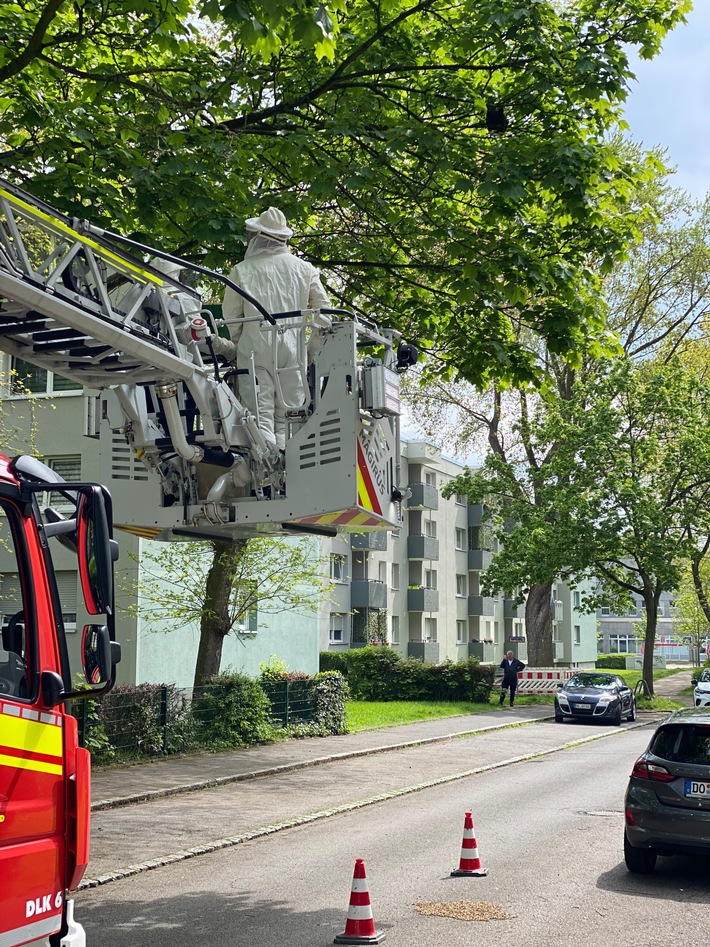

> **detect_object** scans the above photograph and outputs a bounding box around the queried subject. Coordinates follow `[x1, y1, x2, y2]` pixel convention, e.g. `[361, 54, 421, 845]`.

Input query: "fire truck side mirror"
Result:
[76, 487, 114, 616]
[82, 624, 116, 685]
[41, 671, 64, 708]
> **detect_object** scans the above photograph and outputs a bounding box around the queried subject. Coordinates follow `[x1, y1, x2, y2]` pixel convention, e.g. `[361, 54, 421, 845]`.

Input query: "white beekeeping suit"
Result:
[215, 207, 331, 452]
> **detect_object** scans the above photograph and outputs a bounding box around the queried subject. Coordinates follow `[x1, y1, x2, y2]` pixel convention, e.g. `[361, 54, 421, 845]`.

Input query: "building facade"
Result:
[0, 362, 598, 684]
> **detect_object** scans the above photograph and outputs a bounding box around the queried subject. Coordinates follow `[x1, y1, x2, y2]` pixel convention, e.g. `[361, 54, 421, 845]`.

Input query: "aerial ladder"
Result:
[0, 177, 417, 542]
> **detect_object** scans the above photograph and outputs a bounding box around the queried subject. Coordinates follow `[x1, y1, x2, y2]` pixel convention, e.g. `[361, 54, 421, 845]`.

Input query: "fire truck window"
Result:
[0, 508, 29, 700]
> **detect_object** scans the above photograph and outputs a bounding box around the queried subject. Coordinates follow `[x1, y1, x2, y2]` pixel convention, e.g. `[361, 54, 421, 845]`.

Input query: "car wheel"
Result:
[624, 832, 657, 874]
[627, 698, 637, 722]
[555, 713, 564, 723]
[611, 704, 622, 726]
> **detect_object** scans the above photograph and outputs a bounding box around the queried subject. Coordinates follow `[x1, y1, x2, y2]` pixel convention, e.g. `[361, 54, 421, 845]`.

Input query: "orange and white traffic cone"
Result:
[334, 858, 386, 944]
[450, 811, 488, 877]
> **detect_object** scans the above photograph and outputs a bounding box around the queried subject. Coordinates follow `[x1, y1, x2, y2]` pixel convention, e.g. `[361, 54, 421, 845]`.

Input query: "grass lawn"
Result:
[345, 667, 688, 732]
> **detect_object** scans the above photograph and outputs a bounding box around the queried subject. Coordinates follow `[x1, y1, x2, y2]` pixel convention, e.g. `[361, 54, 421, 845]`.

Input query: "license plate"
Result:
[573, 703, 592, 711]
[685, 780, 710, 798]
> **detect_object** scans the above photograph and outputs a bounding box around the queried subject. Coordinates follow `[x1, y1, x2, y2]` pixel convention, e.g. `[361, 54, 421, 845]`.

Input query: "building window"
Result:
[424, 569, 437, 590]
[574, 624, 581, 645]
[573, 590, 581, 609]
[484, 619, 492, 642]
[600, 606, 611, 616]
[455, 493, 466, 506]
[329, 613, 346, 644]
[425, 617, 437, 642]
[455, 528, 466, 551]
[378, 560, 387, 583]
[391, 563, 400, 590]
[391, 615, 400, 645]
[55, 571, 78, 631]
[10, 357, 82, 396]
[456, 620, 467, 644]
[425, 470, 436, 487]
[44, 456, 82, 512]
[494, 620, 499, 643]
[456, 574, 467, 597]
[424, 518, 437, 538]
[330, 554, 347, 582]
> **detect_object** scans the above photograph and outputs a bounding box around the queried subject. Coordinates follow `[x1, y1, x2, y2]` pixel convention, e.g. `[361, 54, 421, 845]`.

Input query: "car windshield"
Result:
[651, 724, 710, 765]
[565, 674, 617, 690]
[699, 670, 710, 683]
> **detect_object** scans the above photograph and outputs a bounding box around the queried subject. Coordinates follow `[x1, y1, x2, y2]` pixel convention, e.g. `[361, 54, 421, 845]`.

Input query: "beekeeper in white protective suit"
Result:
[211, 207, 331, 452]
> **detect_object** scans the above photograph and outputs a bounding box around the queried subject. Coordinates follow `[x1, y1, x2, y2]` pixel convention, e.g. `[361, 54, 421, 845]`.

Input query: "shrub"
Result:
[311, 671, 349, 734]
[194, 671, 276, 748]
[320, 651, 349, 675]
[596, 653, 634, 670]
[345, 646, 402, 700]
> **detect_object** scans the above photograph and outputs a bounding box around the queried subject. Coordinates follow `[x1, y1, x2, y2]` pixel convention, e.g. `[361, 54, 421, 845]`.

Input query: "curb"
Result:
[80, 717, 654, 889]
[91, 714, 555, 812]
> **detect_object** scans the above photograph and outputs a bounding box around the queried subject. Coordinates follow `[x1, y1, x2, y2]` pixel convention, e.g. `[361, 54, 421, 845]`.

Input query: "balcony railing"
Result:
[407, 587, 439, 612]
[350, 580, 387, 609]
[467, 503, 487, 526]
[407, 534, 439, 560]
[407, 482, 439, 510]
[504, 599, 524, 619]
[407, 641, 440, 663]
[468, 595, 496, 616]
[468, 548, 492, 571]
[350, 532, 388, 551]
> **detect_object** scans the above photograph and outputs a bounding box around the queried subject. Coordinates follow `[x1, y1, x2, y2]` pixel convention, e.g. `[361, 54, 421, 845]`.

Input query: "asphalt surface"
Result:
[90, 668, 693, 812]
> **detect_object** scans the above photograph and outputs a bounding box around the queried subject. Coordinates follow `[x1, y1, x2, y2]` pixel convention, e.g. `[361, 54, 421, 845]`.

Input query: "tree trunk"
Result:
[641, 590, 659, 698]
[524, 581, 554, 667]
[193, 539, 246, 688]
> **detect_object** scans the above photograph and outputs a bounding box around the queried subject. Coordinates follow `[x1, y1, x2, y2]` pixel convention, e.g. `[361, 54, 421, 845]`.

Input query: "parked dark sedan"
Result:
[625, 706, 710, 873]
[554, 672, 636, 725]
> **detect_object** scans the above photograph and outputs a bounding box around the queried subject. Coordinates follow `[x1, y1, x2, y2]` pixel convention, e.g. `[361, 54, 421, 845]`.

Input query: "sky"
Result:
[622, 3, 710, 200]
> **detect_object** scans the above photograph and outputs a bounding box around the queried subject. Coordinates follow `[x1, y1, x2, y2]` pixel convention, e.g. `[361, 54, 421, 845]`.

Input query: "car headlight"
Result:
[596, 694, 614, 706]
[557, 694, 570, 708]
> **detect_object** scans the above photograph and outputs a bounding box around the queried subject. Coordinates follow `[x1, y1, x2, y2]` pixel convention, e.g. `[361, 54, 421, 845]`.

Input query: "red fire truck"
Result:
[0, 453, 120, 947]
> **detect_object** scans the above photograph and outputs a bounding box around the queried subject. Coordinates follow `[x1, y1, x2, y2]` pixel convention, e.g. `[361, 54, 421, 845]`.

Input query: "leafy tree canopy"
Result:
[0, 0, 691, 386]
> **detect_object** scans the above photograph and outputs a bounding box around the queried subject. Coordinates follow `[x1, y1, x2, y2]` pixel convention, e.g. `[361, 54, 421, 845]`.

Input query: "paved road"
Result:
[75, 722, 710, 947]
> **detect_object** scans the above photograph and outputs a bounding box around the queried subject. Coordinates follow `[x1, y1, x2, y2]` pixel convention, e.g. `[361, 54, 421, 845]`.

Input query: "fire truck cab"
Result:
[0, 454, 120, 947]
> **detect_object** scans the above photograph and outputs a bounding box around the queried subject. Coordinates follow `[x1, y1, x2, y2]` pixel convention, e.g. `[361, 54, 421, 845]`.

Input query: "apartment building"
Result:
[319, 439, 597, 669]
[0, 360, 597, 683]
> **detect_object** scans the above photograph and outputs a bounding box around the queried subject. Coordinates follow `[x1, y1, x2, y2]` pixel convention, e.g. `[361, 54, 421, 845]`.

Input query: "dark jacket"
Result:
[500, 657, 525, 684]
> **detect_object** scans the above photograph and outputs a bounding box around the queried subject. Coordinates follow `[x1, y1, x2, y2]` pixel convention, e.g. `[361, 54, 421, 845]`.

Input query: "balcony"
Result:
[467, 504, 487, 526]
[350, 532, 388, 551]
[407, 535, 439, 560]
[407, 483, 439, 510]
[468, 548, 492, 571]
[350, 580, 387, 609]
[468, 641, 496, 662]
[504, 599, 524, 619]
[468, 595, 496, 616]
[553, 601, 564, 621]
[407, 587, 439, 612]
[407, 641, 440, 663]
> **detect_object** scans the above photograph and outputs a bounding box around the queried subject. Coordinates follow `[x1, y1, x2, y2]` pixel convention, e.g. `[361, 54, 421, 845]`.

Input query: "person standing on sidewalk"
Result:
[499, 651, 525, 707]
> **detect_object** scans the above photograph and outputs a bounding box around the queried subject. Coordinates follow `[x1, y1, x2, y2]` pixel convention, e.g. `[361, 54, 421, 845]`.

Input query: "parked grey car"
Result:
[554, 672, 636, 725]
[624, 706, 710, 873]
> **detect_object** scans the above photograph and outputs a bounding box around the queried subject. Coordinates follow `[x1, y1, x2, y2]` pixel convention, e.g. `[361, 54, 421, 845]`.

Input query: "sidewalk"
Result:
[90, 705, 553, 810]
[90, 669, 694, 811]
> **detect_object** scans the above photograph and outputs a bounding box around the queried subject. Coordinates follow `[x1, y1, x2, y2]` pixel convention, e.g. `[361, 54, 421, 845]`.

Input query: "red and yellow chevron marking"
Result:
[0, 703, 63, 777]
[290, 508, 385, 529]
[115, 524, 163, 540]
[356, 441, 383, 516]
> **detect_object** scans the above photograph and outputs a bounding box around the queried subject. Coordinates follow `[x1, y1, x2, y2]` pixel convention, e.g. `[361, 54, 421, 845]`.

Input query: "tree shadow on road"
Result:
[77, 886, 371, 947]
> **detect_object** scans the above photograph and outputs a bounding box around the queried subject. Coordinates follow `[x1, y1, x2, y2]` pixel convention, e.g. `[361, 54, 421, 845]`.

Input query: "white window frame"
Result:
[424, 568, 437, 590]
[330, 554, 347, 583]
[573, 590, 581, 609]
[425, 470, 436, 487]
[44, 456, 82, 513]
[391, 615, 400, 645]
[574, 624, 581, 645]
[425, 617, 437, 642]
[9, 357, 83, 398]
[456, 620, 467, 644]
[391, 563, 400, 591]
[456, 574, 467, 597]
[424, 518, 437, 538]
[455, 527, 466, 551]
[329, 612, 346, 644]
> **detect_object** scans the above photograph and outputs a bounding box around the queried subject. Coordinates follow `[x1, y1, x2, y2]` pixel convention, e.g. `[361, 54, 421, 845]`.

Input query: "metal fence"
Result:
[73, 679, 319, 760]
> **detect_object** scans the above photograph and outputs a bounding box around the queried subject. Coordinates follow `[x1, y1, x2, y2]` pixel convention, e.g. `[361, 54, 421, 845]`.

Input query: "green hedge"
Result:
[320, 646, 493, 702]
[596, 653, 634, 669]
